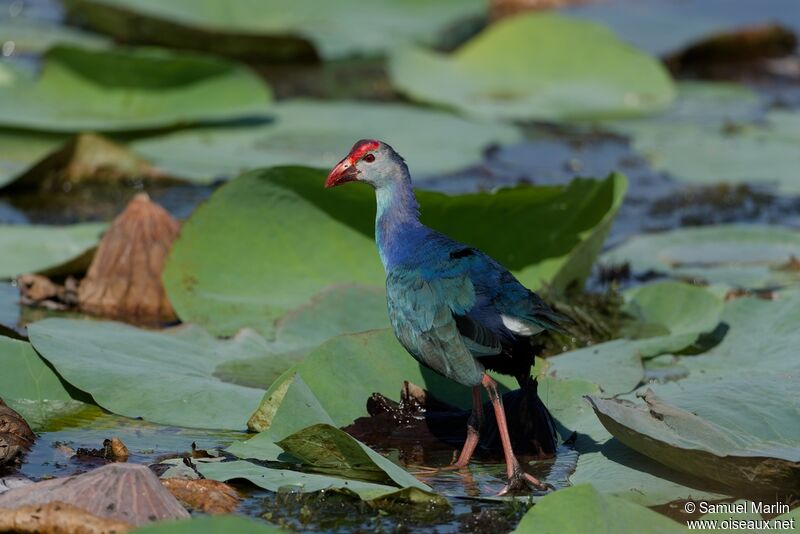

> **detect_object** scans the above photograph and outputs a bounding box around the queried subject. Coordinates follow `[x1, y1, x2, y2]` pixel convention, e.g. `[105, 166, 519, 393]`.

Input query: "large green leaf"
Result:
[0, 222, 105, 280]
[0, 21, 110, 55]
[164, 166, 627, 338]
[196, 460, 434, 503]
[131, 100, 522, 183]
[0, 336, 86, 429]
[642, 109, 800, 194]
[133, 516, 287, 534]
[513, 484, 686, 534]
[0, 46, 272, 132]
[602, 224, 800, 289]
[588, 378, 799, 493]
[389, 13, 675, 121]
[64, 0, 484, 60]
[542, 339, 644, 396]
[27, 319, 269, 430]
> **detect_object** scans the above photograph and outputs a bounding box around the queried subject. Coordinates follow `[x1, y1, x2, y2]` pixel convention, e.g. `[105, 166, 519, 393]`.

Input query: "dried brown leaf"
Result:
[161, 478, 239, 515]
[0, 501, 132, 534]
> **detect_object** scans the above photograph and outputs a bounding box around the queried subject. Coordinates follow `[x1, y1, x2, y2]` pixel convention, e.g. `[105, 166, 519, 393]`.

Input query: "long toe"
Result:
[497, 470, 553, 496]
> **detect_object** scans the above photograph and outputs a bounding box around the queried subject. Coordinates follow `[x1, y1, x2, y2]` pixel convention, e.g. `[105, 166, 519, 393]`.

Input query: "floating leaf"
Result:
[132, 516, 288, 534]
[542, 339, 643, 395]
[513, 484, 686, 533]
[27, 319, 269, 430]
[0, 46, 272, 132]
[164, 166, 626, 338]
[588, 379, 799, 493]
[64, 0, 484, 60]
[623, 281, 724, 339]
[601, 224, 800, 289]
[0, 222, 105, 280]
[0, 130, 67, 189]
[389, 13, 675, 121]
[0, 336, 85, 430]
[131, 100, 522, 183]
[196, 460, 435, 503]
[0, 20, 110, 55]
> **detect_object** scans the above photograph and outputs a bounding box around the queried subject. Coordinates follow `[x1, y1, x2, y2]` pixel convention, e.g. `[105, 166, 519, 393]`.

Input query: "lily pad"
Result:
[133, 516, 288, 534]
[601, 224, 800, 289]
[0, 336, 86, 429]
[616, 110, 800, 194]
[64, 0, 484, 60]
[588, 380, 799, 493]
[623, 281, 723, 339]
[513, 484, 686, 533]
[27, 319, 270, 430]
[0, 46, 272, 132]
[0, 222, 105, 280]
[542, 339, 644, 396]
[0, 21, 111, 55]
[164, 166, 627, 338]
[197, 460, 435, 503]
[0, 130, 68, 188]
[389, 13, 675, 121]
[131, 100, 522, 183]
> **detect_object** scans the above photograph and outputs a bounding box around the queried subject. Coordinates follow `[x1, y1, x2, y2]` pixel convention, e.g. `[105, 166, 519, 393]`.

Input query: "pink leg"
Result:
[481, 374, 548, 494]
[453, 386, 483, 468]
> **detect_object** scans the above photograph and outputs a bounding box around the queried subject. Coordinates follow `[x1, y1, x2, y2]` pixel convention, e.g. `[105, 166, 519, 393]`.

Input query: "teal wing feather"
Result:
[386, 266, 486, 387]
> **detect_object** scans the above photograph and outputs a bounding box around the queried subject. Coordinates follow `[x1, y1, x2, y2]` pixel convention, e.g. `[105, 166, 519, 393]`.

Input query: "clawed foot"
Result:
[498, 468, 554, 496]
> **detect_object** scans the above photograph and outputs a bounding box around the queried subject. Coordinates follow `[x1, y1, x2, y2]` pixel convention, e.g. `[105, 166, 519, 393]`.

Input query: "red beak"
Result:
[325, 157, 358, 188]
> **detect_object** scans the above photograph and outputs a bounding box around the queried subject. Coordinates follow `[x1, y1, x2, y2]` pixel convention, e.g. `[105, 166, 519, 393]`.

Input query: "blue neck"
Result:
[375, 178, 422, 269]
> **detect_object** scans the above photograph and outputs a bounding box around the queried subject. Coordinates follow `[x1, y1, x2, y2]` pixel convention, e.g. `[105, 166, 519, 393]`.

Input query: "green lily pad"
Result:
[27, 319, 270, 430]
[132, 515, 288, 534]
[588, 379, 799, 493]
[610, 83, 800, 194]
[131, 100, 522, 183]
[623, 281, 724, 339]
[0, 46, 272, 132]
[389, 13, 675, 121]
[64, 0, 484, 60]
[512, 484, 686, 533]
[197, 460, 437, 503]
[601, 224, 800, 289]
[164, 166, 627, 338]
[0, 21, 111, 55]
[542, 339, 644, 395]
[0, 222, 105, 280]
[0, 336, 86, 429]
[0, 130, 68, 188]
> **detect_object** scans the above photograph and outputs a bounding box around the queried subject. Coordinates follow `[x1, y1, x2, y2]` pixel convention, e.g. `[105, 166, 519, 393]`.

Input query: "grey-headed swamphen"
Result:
[325, 139, 566, 493]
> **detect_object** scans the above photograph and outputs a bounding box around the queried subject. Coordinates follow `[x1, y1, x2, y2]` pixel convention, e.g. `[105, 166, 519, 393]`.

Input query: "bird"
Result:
[325, 139, 566, 494]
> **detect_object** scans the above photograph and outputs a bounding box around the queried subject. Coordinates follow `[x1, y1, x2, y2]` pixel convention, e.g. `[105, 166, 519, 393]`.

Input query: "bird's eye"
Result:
[363, 153, 376, 163]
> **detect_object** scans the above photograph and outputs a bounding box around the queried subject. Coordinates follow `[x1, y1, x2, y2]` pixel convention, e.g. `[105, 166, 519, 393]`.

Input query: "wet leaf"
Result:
[131, 100, 522, 183]
[197, 460, 437, 503]
[601, 224, 800, 289]
[27, 319, 269, 430]
[0, 463, 188, 526]
[0, 21, 110, 55]
[513, 484, 686, 533]
[389, 13, 675, 121]
[132, 515, 287, 534]
[64, 0, 484, 60]
[0, 46, 272, 132]
[0, 222, 105, 280]
[0, 336, 85, 430]
[587, 381, 800, 493]
[164, 166, 626, 338]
